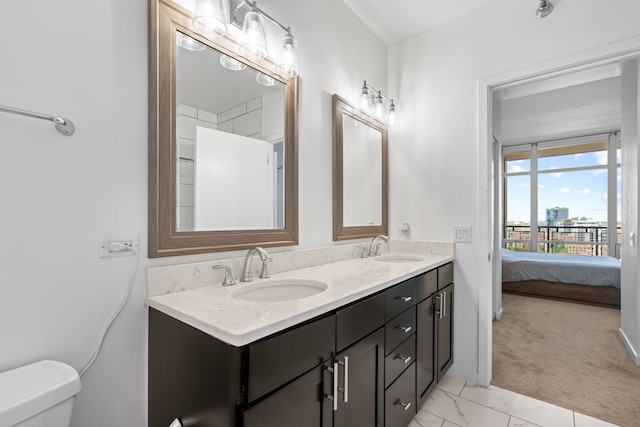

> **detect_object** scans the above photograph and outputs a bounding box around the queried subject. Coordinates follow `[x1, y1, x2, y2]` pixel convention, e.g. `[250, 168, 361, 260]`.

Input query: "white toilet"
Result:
[0, 360, 81, 427]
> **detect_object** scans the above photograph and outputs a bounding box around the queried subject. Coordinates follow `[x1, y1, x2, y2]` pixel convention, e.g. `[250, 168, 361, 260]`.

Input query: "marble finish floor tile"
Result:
[409, 409, 446, 427]
[574, 412, 620, 427]
[509, 417, 542, 427]
[436, 373, 467, 396]
[422, 389, 510, 427]
[460, 384, 574, 427]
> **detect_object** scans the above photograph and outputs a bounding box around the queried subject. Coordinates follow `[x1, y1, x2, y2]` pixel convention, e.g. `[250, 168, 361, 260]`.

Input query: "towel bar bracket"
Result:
[0, 104, 75, 136]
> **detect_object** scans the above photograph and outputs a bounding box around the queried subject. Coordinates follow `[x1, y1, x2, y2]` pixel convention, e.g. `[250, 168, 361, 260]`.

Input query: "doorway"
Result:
[476, 37, 640, 387]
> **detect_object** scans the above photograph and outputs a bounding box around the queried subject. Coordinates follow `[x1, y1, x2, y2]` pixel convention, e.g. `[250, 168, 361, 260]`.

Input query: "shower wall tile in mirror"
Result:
[176, 35, 285, 232]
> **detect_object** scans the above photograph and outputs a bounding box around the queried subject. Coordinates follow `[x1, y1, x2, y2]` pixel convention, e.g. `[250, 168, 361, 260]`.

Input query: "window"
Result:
[503, 134, 621, 258]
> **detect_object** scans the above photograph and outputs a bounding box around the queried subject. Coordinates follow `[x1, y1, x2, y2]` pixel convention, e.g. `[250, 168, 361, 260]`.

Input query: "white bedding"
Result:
[501, 249, 621, 289]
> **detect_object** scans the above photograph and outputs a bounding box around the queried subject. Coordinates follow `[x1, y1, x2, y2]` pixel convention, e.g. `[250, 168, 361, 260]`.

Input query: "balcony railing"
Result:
[504, 225, 622, 258]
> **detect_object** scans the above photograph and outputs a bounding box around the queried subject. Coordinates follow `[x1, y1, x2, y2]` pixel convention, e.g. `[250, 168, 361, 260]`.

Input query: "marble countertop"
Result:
[147, 251, 453, 347]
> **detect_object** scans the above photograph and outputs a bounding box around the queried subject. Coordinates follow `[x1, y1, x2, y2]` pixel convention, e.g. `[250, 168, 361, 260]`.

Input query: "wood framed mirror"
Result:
[149, 0, 298, 257]
[332, 94, 388, 241]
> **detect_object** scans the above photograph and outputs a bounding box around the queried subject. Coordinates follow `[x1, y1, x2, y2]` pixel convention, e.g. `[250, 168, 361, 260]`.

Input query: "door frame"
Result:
[476, 35, 640, 386]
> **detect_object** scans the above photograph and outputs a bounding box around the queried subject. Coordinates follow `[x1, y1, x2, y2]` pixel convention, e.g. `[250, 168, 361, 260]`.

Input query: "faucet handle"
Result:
[212, 265, 236, 286]
[259, 258, 272, 279]
[359, 245, 369, 258]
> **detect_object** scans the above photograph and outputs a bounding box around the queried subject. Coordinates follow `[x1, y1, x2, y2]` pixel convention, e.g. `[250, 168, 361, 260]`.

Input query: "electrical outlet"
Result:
[100, 236, 139, 258]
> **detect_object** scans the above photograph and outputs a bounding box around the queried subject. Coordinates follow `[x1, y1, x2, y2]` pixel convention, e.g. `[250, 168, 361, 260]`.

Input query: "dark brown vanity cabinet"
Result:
[148, 262, 454, 427]
[416, 263, 455, 408]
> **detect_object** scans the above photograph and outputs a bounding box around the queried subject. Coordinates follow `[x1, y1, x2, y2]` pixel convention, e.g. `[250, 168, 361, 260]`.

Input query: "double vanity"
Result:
[147, 241, 454, 427]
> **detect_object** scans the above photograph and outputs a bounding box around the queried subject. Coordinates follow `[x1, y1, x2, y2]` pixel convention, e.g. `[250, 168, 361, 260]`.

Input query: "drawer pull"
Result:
[395, 295, 412, 303]
[323, 362, 339, 411]
[395, 400, 412, 411]
[338, 356, 349, 403]
[396, 325, 412, 334]
[394, 354, 412, 364]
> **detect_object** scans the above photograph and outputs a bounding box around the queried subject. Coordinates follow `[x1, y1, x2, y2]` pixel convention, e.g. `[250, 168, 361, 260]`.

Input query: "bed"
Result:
[501, 249, 621, 308]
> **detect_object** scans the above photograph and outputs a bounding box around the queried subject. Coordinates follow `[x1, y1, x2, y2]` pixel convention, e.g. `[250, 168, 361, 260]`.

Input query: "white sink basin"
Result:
[373, 255, 424, 263]
[232, 279, 328, 302]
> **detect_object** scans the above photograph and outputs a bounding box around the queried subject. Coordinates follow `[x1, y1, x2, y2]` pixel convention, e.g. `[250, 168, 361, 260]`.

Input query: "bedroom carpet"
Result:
[492, 293, 640, 427]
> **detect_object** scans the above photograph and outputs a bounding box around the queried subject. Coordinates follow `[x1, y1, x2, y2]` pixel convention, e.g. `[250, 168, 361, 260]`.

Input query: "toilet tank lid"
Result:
[0, 360, 81, 426]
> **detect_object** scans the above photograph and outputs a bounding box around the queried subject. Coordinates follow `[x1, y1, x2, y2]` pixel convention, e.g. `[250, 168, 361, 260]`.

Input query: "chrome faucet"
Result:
[241, 246, 271, 282]
[212, 265, 236, 286]
[368, 235, 389, 257]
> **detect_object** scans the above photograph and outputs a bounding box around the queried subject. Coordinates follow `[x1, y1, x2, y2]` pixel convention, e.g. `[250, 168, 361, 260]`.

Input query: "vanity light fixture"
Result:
[176, 32, 206, 51]
[193, 0, 227, 38]
[360, 81, 397, 124]
[219, 54, 247, 70]
[232, 0, 300, 78]
[276, 30, 299, 78]
[256, 71, 278, 86]
[536, 0, 554, 18]
[239, 3, 268, 60]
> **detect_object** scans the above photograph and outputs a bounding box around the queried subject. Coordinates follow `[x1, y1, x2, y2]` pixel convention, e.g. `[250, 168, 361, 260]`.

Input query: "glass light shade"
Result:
[239, 10, 268, 60]
[373, 92, 385, 119]
[361, 84, 371, 111]
[193, 0, 227, 39]
[219, 54, 247, 71]
[388, 101, 397, 126]
[256, 71, 278, 86]
[276, 32, 299, 78]
[176, 32, 206, 51]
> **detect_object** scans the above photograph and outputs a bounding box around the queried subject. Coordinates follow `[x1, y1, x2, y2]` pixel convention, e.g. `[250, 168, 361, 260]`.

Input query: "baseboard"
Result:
[618, 328, 640, 365]
[448, 364, 480, 385]
[494, 307, 504, 320]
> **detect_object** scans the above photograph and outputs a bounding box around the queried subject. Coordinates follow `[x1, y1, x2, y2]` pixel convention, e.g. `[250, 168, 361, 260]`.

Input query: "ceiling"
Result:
[341, 0, 503, 45]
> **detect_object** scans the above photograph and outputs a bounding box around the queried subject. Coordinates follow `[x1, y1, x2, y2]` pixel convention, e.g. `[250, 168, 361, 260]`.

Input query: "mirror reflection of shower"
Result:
[175, 31, 286, 232]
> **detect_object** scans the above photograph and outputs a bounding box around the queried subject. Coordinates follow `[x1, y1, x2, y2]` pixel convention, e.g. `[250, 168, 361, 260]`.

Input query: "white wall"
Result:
[388, 0, 640, 381]
[621, 60, 640, 363]
[0, 1, 386, 426]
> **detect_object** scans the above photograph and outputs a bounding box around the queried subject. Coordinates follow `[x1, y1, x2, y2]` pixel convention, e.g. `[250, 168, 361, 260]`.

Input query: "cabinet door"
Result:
[416, 295, 435, 408]
[334, 329, 384, 427]
[437, 283, 454, 381]
[243, 362, 333, 427]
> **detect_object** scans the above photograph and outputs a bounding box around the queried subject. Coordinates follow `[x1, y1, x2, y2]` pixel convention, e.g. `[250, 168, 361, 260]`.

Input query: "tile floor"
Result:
[410, 374, 619, 427]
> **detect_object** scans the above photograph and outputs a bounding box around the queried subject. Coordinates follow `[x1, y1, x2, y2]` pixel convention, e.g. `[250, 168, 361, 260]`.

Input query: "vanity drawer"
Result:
[385, 306, 416, 355]
[415, 269, 438, 303]
[385, 334, 415, 388]
[337, 292, 385, 352]
[386, 279, 416, 321]
[438, 262, 454, 290]
[385, 362, 416, 427]
[247, 314, 335, 402]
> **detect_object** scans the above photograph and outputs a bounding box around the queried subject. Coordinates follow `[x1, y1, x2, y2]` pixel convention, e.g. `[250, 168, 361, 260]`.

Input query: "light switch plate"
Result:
[454, 226, 472, 243]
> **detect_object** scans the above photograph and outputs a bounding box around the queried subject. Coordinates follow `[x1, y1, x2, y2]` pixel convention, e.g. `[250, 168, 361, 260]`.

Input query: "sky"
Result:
[506, 150, 622, 223]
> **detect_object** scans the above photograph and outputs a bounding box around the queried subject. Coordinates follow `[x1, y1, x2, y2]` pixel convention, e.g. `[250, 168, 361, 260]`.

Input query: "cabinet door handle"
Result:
[396, 325, 412, 334]
[395, 295, 412, 303]
[395, 400, 412, 411]
[435, 293, 444, 319]
[394, 354, 412, 364]
[338, 356, 349, 403]
[442, 290, 447, 318]
[323, 362, 339, 411]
